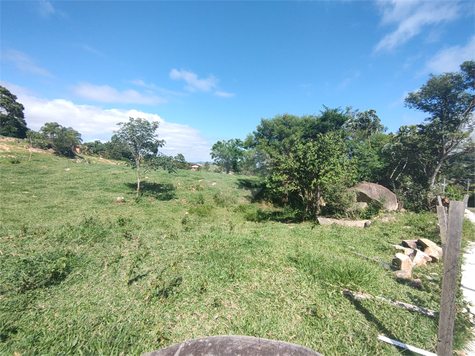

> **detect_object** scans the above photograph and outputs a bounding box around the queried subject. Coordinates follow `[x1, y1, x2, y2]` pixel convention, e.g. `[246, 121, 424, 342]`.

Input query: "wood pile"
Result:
[392, 238, 442, 279]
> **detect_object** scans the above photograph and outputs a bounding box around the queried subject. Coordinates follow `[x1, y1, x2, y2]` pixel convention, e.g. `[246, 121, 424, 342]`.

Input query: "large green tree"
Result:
[210, 139, 245, 173]
[0, 86, 28, 138]
[404, 61, 475, 188]
[116, 117, 175, 196]
[267, 132, 356, 219]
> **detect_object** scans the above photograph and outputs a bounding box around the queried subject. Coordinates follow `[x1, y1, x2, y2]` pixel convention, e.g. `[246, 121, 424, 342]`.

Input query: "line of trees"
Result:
[210, 61, 475, 216]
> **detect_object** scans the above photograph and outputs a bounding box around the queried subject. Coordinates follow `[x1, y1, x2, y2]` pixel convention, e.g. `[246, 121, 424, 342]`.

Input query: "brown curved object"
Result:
[141, 335, 323, 356]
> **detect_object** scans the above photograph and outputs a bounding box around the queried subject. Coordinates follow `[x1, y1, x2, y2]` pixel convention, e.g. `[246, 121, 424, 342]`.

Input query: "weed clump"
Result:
[1, 249, 76, 294]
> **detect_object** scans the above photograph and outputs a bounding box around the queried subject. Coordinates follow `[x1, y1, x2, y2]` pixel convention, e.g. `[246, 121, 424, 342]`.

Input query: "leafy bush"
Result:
[1, 249, 76, 294]
[361, 199, 384, 219]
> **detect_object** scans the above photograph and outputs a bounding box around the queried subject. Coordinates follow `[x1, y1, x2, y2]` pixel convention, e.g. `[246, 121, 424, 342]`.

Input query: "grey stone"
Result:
[350, 182, 398, 211]
[141, 335, 323, 356]
[317, 217, 371, 228]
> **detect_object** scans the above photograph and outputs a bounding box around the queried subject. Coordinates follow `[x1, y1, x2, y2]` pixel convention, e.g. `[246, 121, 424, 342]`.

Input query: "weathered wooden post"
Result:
[437, 201, 465, 356]
[437, 196, 448, 256]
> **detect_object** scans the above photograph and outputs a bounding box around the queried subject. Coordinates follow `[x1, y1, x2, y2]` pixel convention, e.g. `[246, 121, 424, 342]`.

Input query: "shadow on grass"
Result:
[125, 182, 176, 200]
[343, 294, 418, 356]
[236, 178, 266, 201]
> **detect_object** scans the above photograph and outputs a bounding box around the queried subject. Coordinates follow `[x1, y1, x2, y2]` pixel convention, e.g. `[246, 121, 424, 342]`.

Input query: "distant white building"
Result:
[190, 163, 203, 171]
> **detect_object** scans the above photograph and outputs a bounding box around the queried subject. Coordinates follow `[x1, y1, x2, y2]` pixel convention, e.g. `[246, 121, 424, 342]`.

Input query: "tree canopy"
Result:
[0, 86, 28, 139]
[210, 139, 245, 173]
[402, 60, 475, 188]
[115, 117, 174, 196]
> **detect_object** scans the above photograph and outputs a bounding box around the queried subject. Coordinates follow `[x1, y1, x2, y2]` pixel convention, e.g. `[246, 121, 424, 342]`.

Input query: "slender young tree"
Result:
[116, 117, 174, 196]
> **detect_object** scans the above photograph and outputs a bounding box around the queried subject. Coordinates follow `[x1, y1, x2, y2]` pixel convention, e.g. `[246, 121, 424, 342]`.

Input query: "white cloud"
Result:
[38, 0, 55, 17]
[79, 43, 103, 56]
[214, 91, 235, 98]
[169, 69, 218, 92]
[374, 0, 461, 52]
[424, 36, 475, 74]
[1, 49, 54, 77]
[0, 81, 212, 162]
[129, 79, 156, 89]
[37, 0, 67, 19]
[71, 82, 167, 105]
[127, 79, 187, 97]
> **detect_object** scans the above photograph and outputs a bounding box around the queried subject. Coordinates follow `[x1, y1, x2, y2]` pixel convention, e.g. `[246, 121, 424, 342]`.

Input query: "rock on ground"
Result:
[350, 182, 398, 211]
[317, 217, 371, 228]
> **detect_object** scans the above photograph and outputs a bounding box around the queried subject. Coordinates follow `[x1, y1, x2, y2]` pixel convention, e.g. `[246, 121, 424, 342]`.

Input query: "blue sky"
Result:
[1, 0, 474, 162]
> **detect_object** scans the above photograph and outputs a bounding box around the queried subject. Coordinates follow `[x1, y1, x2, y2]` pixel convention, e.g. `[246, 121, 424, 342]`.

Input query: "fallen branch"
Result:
[378, 335, 437, 356]
[352, 252, 399, 271]
[342, 289, 438, 317]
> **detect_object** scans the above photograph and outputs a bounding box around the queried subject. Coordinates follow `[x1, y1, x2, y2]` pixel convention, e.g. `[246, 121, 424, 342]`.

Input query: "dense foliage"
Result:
[0, 86, 28, 139]
[212, 61, 475, 216]
[26, 122, 82, 158]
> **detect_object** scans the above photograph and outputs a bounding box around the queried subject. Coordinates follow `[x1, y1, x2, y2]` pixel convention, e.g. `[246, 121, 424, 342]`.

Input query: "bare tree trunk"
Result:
[136, 162, 141, 197]
[429, 160, 445, 188]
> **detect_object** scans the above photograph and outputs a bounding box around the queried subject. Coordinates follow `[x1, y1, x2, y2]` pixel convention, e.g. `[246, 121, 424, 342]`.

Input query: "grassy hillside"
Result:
[1, 138, 474, 355]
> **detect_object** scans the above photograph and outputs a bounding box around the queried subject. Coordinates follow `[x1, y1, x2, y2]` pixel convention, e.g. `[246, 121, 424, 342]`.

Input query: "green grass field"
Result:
[1, 138, 474, 355]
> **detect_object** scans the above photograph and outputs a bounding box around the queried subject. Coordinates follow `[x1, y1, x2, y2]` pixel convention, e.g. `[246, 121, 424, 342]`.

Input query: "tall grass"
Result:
[0, 139, 473, 355]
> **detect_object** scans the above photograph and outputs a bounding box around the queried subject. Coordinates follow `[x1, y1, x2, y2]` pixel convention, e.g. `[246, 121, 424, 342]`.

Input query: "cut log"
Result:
[413, 250, 432, 267]
[418, 239, 443, 256]
[402, 240, 418, 250]
[392, 253, 413, 271]
[393, 245, 415, 257]
[424, 247, 440, 262]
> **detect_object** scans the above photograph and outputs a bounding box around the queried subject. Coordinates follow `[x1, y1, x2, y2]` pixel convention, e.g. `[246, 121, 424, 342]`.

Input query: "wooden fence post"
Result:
[437, 206, 448, 253]
[437, 201, 465, 356]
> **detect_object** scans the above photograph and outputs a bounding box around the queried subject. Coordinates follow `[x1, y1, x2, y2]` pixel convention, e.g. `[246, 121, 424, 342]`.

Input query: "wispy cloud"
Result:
[71, 82, 167, 105]
[128, 79, 188, 97]
[1, 80, 212, 161]
[374, 0, 461, 53]
[1, 49, 54, 77]
[37, 0, 67, 19]
[214, 91, 235, 98]
[128, 79, 156, 89]
[424, 35, 475, 74]
[75, 43, 103, 57]
[170, 69, 218, 92]
[38, 0, 55, 17]
[337, 71, 360, 91]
